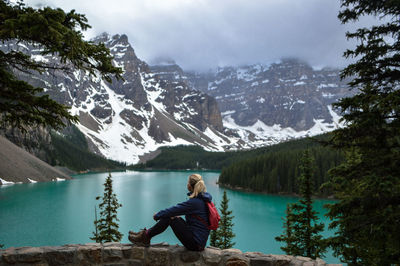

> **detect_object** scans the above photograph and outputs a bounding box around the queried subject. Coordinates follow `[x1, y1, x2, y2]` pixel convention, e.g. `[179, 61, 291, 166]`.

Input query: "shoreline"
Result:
[218, 182, 336, 200]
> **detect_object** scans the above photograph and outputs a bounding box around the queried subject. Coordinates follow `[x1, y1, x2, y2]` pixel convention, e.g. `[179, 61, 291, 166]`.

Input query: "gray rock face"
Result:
[185, 58, 352, 131]
[0, 34, 233, 164]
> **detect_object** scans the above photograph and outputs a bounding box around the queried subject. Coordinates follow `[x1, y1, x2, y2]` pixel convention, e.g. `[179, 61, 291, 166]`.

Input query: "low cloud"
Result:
[26, 0, 377, 71]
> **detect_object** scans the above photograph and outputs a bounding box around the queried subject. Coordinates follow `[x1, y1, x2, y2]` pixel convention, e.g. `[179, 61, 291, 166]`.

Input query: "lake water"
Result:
[0, 171, 340, 263]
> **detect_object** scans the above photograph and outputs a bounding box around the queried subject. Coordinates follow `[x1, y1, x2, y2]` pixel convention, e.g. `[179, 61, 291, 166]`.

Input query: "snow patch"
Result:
[0, 178, 14, 185]
[294, 81, 306, 86]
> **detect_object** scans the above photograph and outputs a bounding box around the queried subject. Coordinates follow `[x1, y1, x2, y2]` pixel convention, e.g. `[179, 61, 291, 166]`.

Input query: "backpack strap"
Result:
[192, 199, 209, 228]
[192, 214, 209, 227]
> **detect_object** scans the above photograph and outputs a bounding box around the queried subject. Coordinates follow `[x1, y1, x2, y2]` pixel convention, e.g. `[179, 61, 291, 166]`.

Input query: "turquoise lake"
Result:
[0, 171, 340, 263]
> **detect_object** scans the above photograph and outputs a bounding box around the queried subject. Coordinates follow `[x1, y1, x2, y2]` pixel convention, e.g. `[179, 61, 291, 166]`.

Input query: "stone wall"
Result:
[0, 242, 341, 266]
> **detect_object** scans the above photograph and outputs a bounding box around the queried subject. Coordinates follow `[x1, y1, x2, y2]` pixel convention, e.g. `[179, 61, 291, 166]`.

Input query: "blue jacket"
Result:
[154, 192, 212, 248]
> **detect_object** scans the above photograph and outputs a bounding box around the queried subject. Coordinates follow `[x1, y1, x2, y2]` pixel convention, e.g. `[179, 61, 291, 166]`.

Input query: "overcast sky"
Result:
[25, 0, 377, 71]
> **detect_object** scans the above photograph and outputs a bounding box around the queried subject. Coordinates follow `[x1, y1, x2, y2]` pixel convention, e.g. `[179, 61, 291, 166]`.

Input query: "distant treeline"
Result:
[45, 125, 126, 171]
[136, 134, 343, 195]
[132, 144, 271, 170]
[218, 145, 343, 195]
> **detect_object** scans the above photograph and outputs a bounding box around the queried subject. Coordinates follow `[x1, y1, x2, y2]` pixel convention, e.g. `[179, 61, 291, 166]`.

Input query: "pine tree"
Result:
[209, 225, 218, 247]
[275, 205, 301, 255]
[325, 1, 400, 264]
[275, 150, 326, 259]
[91, 173, 123, 243]
[211, 190, 235, 249]
[0, 1, 122, 131]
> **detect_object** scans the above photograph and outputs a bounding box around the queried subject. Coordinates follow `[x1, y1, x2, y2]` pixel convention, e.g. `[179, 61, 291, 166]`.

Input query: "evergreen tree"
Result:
[325, 1, 400, 264]
[0, 1, 122, 131]
[91, 173, 123, 243]
[209, 224, 218, 247]
[212, 190, 235, 249]
[275, 150, 326, 259]
[275, 205, 301, 255]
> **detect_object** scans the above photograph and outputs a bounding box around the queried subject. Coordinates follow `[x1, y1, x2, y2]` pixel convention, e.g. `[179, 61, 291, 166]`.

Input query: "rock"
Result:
[127, 259, 144, 266]
[76, 244, 102, 265]
[3, 247, 44, 264]
[103, 245, 123, 263]
[248, 256, 276, 266]
[42, 246, 76, 265]
[131, 246, 145, 260]
[0, 243, 330, 266]
[202, 248, 222, 266]
[225, 255, 250, 266]
[303, 262, 316, 266]
[271, 254, 291, 265]
[180, 250, 201, 263]
[145, 247, 170, 266]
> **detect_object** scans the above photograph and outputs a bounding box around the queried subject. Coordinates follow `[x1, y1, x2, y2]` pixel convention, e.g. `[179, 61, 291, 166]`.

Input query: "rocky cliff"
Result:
[153, 59, 352, 146]
[0, 34, 241, 164]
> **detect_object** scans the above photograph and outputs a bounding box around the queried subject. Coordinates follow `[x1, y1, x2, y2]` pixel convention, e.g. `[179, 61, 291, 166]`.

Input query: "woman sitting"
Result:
[129, 173, 212, 251]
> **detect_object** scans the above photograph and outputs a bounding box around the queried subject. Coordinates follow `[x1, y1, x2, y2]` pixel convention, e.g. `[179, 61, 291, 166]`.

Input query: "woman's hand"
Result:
[153, 213, 157, 221]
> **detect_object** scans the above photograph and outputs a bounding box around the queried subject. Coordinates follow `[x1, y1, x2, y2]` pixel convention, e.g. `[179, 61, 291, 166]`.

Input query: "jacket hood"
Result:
[187, 191, 212, 202]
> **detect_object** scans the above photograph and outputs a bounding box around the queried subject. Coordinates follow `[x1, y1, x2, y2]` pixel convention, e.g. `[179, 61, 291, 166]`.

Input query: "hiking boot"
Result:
[128, 228, 150, 247]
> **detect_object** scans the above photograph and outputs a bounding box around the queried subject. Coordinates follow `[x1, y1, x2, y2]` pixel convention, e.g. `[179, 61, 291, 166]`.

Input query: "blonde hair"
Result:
[188, 174, 207, 198]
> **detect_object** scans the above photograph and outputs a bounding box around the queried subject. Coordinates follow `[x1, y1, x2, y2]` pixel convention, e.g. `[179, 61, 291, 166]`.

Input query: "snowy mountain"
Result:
[0, 33, 242, 164]
[152, 59, 351, 146]
[1, 33, 352, 165]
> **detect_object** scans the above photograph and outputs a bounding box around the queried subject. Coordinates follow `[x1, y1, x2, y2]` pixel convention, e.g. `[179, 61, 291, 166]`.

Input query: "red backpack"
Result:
[194, 201, 221, 230]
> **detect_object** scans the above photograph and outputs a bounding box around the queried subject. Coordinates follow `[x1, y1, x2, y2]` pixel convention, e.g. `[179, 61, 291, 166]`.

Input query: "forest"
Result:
[218, 145, 342, 195]
[136, 134, 343, 195]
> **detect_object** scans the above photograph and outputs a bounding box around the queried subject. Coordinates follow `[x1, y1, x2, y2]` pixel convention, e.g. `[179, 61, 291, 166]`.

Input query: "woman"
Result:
[128, 173, 212, 251]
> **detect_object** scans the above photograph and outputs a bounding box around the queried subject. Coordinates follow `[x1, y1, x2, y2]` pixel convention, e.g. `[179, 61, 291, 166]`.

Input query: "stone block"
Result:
[249, 256, 276, 266]
[103, 246, 123, 263]
[3, 247, 44, 264]
[180, 250, 201, 263]
[103, 242, 122, 248]
[127, 259, 144, 266]
[42, 246, 76, 266]
[121, 244, 134, 259]
[223, 248, 243, 255]
[76, 244, 102, 265]
[202, 248, 222, 266]
[270, 255, 291, 266]
[226, 255, 250, 266]
[131, 246, 145, 260]
[303, 262, 316, 266]
[295, 256, 312, 262]
[145, 247, 170, 266]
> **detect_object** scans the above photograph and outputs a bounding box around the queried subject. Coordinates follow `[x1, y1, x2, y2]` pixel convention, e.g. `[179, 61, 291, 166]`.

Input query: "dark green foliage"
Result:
[0, 1, 122, 131]
[91, 173, 123, 243]
[210, 191, 235, 249]
[209, 224, 218, 247]
[139, 144, 267, 170]
[45, 126, 125, 171]
[218, 142, 343, 195]
[138, 133, 342, 173]
[275, 150, 327, 259]
[325, 1, 400, 264]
